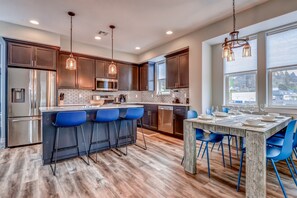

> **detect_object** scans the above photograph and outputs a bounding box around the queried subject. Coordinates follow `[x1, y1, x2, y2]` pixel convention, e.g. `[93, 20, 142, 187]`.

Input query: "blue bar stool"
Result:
[50, 111, 89, 176]
[117, 108, 146, 155]
[88, 109, 120, 162]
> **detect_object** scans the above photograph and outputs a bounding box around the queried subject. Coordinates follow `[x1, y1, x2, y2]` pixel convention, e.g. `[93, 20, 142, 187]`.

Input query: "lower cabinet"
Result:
[173, 106, 188, 136]
[142, 104, 158, 130]
[141, 104, 188, 138]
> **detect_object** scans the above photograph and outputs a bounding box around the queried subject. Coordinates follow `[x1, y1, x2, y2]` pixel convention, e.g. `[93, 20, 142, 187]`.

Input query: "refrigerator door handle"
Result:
[11, 117, 42, 122]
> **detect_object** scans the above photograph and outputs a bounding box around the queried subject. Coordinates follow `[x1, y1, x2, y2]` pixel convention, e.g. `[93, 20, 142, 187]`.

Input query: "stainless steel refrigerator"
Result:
[7, 68, 56, 147]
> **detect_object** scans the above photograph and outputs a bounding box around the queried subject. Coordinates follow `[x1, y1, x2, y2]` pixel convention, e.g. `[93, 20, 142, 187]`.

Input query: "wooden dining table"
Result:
[183, 114, 291, 198]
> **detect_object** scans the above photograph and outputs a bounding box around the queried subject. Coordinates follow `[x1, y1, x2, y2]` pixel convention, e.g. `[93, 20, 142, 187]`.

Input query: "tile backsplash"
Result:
[58, 88, 189, 105]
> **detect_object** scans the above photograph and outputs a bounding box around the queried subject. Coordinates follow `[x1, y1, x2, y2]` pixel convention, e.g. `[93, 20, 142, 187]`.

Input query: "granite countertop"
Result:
[40, 104, 144, 113]
[125, 102, 191, 107]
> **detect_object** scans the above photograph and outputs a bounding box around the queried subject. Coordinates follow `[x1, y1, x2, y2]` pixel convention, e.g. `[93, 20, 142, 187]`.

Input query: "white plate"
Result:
[198, 116, 213, 120]
[242, 122, 266, 127]
[214, 113, 228, 117]
[261, 119, 277, 122]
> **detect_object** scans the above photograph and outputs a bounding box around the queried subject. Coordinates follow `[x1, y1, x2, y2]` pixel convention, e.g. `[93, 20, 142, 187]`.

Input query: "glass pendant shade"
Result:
[242, 43, 251, 57]
[227, 50, 235, 62]
[66, 54, 77, 70]
[108, 61, 117, 75]
[222, 45, 230, 58]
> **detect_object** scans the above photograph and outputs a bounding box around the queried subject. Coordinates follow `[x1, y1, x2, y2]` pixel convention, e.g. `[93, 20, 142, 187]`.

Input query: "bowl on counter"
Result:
[268, 113, 280, 117]
[262, 115, 276, 121]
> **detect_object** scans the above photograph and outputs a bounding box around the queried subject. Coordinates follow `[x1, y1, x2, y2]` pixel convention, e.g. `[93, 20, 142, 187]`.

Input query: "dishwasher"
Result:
[158, 106, 174, 133]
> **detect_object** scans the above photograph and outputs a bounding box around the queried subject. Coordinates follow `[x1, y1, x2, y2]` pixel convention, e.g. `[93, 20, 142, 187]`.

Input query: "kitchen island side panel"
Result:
[42, 109, 137, 164]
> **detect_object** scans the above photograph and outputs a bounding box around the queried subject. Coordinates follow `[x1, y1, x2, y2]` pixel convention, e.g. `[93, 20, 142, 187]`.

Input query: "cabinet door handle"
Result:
[31, 60, 34, 66]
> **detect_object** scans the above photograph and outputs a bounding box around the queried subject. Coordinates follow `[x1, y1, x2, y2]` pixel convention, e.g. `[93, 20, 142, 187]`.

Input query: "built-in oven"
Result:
[95, 78, 118, 91]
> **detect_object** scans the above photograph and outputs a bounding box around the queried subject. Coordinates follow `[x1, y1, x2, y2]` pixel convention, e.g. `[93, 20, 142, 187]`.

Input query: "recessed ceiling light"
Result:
[30, 20, 39, 25]
[135, 47, 141, 50]
[94, 36, 102, 40]
[166, 30, 173, 35]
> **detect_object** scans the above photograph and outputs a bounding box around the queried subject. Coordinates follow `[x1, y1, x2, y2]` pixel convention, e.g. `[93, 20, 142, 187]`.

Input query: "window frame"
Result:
[266, 25, 297, 107]
[155, 60, 170, 95]
[224, 70, 258, 106]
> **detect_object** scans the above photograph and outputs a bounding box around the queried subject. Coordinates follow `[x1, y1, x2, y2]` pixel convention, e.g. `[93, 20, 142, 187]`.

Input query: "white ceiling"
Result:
[0, 0, 268, 54]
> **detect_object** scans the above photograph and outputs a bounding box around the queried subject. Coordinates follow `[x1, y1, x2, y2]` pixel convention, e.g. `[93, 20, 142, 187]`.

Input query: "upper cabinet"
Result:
[118, 63, 139, 91]
[77, 57, 95, 90]
[165, 48, 189, 89]
[57, 54, 77, 89]
[139, 62, 155, 91]
[95, 59, 117, 79]
[7, 39, 58, 70]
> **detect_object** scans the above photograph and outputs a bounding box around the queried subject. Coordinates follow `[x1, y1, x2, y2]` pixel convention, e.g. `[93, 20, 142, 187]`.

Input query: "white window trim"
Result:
[267, 65, 297, 108]
[155, 60, 170, 95]
[224, 70, 258, 106]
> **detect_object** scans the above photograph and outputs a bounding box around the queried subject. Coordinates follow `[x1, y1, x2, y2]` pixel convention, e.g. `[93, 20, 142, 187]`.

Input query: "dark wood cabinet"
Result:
[142, 104, 158, 130]
[7, 40, 58, 70]
[35, 47, 57, 70]
[77, 57, 95, 90]
[118, 63, 139, 91]
[57, 54, 77, 89]
[139, 62, 155, 91]
[8, 43, 34, 68]
[173, 106, 188, 136]
[95, 59, 117, 79]
[165, 49, 189, 89]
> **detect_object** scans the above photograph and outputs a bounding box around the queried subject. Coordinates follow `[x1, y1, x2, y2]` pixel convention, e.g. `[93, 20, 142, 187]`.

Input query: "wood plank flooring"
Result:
[0, 131, 296, 198]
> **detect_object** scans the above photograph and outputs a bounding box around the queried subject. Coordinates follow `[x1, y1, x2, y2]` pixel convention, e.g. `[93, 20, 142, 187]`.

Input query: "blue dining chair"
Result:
[181, 110, 225, 178]
[236, 120, 297, 198]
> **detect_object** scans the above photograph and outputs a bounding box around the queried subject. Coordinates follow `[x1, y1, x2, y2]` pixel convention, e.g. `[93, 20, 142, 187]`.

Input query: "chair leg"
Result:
[227, 136, 232, 167]
[293, 148, 297, 159]
[181, 156, 184, 165]
[289, 156, 297, 177]
[218, 139, 221, 151]
[50, 128, 60, 176]
[201, 143, 207, 159]
[80, 125, 90, 165]
[110, 121, 122, 157]
[135, 119, 147, 150]
[271, 159, 288, 198]
[285, 159, 297, 186]
[116, 120, 128, 156]
[220, 142, 225, 167]
[211, 143, 216, 152]
[106, 123, 111, 149]
[88, 122, 95, 157]
[197, 142, 204, 158]
[206, 142, 210, 178]
[236, 150, 245, 192]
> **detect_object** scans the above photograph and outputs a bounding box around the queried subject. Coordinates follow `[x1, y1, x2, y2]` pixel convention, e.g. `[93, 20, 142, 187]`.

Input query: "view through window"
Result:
[224, 38, 257, 105]
[156, 60, 170, 95]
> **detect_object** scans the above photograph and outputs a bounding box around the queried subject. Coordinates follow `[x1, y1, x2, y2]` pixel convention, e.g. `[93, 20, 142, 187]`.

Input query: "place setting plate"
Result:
[242, 122, 267, 127]
[198, 115, 213, 120]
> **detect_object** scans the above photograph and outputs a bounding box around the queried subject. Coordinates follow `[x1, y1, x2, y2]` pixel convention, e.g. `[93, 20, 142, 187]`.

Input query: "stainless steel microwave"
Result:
[95, 78, 118, 91]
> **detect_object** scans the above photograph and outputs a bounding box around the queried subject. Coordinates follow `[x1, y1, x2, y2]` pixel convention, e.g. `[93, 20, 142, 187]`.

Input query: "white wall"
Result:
[0, 21, 60, 46]
[60, 36, 138, 63]
[138, 0, 297, 113]
[0, 21, 138, 63]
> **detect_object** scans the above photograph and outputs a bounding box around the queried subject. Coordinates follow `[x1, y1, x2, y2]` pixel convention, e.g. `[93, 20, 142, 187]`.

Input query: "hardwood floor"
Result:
[0, 131, 296, 198]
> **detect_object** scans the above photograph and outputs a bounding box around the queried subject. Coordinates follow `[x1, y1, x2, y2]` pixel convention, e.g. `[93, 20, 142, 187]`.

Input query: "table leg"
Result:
[246, 131, 266, 198]
[183, 120, 196, 174]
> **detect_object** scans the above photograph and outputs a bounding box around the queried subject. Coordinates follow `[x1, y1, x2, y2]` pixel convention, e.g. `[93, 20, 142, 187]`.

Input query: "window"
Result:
[156, 60, 170, 95]
[267, 26, 297, 107]
[224, 38, 257, 105]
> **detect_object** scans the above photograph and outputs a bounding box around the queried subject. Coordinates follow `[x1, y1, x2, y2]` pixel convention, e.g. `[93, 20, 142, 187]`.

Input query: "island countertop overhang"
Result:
[39, 104, 144, 113]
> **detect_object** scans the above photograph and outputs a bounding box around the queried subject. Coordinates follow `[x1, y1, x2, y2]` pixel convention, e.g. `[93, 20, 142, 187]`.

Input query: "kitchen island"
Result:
[40, 104, 143, 164]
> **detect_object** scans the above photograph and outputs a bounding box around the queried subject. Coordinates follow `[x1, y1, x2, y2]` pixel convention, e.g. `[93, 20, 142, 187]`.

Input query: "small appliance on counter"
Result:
[92, 95, 114, 105]
[172, 97, 180, 104]
[59, 93, 64, 106]
[119, 94, 127, 103]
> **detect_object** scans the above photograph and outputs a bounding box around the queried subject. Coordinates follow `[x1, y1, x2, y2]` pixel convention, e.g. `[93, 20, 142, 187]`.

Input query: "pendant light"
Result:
[108, 25, 117, 75]
[66, 11, 77, 70]
[222, 0, 251, 61]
